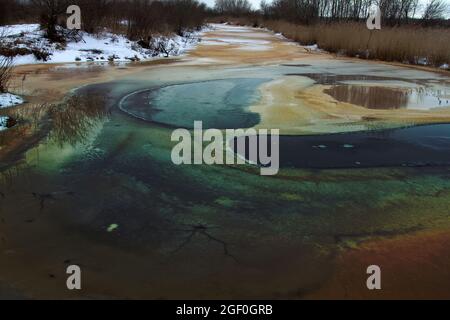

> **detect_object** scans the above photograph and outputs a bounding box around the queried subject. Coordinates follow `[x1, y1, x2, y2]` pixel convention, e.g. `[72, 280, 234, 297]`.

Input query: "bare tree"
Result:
[257, 0, 427, 25]
[71, 0, 111, 34]
[0, 0, 14, 25]
[260, 0, 271, 18]
[31, 0, 69, 42]
[215, 0, 252, 16]
[124, 0, 206, 40]
[422, 0, 448, 20]
[167, 0, 207, 36]
[377, 0, 420, 25]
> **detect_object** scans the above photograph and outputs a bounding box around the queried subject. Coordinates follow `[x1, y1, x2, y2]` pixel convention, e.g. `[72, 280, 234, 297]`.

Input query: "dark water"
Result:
[286, 73, 405, 85]
[119, 78, 267, 129]
[234, 124, 450, 169]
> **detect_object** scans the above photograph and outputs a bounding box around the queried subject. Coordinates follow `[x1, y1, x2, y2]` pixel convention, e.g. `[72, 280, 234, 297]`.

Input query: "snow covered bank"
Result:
[0, 93, 24, 108]
[0, 24, 204, 65]
[304, 44, 324, 53]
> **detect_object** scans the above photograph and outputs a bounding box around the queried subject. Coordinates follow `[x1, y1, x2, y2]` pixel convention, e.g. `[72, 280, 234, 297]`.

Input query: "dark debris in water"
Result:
[32, 191, 76, 211]
[172, 223, 238, 262]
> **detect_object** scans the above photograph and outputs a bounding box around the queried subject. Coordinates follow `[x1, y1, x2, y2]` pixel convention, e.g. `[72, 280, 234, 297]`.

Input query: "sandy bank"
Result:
[251, 76, 450, 135]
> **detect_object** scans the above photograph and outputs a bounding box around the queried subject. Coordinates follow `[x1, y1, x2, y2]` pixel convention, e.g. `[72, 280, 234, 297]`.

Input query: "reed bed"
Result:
[263, 20, 450, 68]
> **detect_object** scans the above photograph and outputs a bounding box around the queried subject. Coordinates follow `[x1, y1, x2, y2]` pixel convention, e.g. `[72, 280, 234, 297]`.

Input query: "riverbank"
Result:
[220, 19, 450, 70]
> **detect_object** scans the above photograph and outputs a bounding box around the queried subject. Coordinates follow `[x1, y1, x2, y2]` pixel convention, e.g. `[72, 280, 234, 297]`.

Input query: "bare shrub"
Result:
[215, 0, 252, 17]
[0, 56, 13, 93]
[124, 0, 206, 40]
[0, 0, 20, 25]
[423, 0, 448, 20]
[156, 37, 176, 57]
[70, 0, 111, 34]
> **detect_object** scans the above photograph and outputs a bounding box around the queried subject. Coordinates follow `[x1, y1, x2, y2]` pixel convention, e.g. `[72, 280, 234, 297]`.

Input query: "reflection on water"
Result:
[289, 72, 450, 110]
[0, 93, 108, 161]
[325, 85, 450, 110]
[48, 94, 109, 146]
[325, 85, 409, 109]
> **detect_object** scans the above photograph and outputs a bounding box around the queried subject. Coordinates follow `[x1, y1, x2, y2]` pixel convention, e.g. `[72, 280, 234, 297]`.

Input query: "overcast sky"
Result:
[200, 0, 450, 13]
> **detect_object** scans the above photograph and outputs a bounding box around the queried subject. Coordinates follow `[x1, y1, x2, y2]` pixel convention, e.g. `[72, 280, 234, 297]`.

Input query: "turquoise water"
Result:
[120, 78, 268, 129]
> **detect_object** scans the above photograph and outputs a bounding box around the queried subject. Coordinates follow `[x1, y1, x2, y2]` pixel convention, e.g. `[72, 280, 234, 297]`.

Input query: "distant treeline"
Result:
[0, 0, 208, 41]
[260, 0, 449, 26]
[213, 0, 450, 26]
[2, 0, 449, 35]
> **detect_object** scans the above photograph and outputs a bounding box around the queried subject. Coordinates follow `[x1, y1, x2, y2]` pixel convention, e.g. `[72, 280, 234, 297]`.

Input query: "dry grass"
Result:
[263, 20, 450, 67]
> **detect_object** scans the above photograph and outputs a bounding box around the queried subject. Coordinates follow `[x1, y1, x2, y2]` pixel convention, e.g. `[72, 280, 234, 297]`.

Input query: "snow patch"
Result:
[0, 24, 204, 65]
[209, 24, 254, 33]
[0, 93, 24, 108]
[304, 44, 319, 51]
[236, 44, 272, 51]
[201, 40, 226, 46]
[417, 57, 429, 66]
[0, 24, 41, 37]
[208, 37, 270, 45]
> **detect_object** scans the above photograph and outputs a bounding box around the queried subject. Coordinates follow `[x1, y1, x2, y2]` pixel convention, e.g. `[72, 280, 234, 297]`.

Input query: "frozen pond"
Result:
[119, 78, 268, 129]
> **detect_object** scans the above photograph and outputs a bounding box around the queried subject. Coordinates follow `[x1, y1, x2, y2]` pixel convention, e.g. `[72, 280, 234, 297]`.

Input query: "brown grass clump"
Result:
[263, 20, 450, 67]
